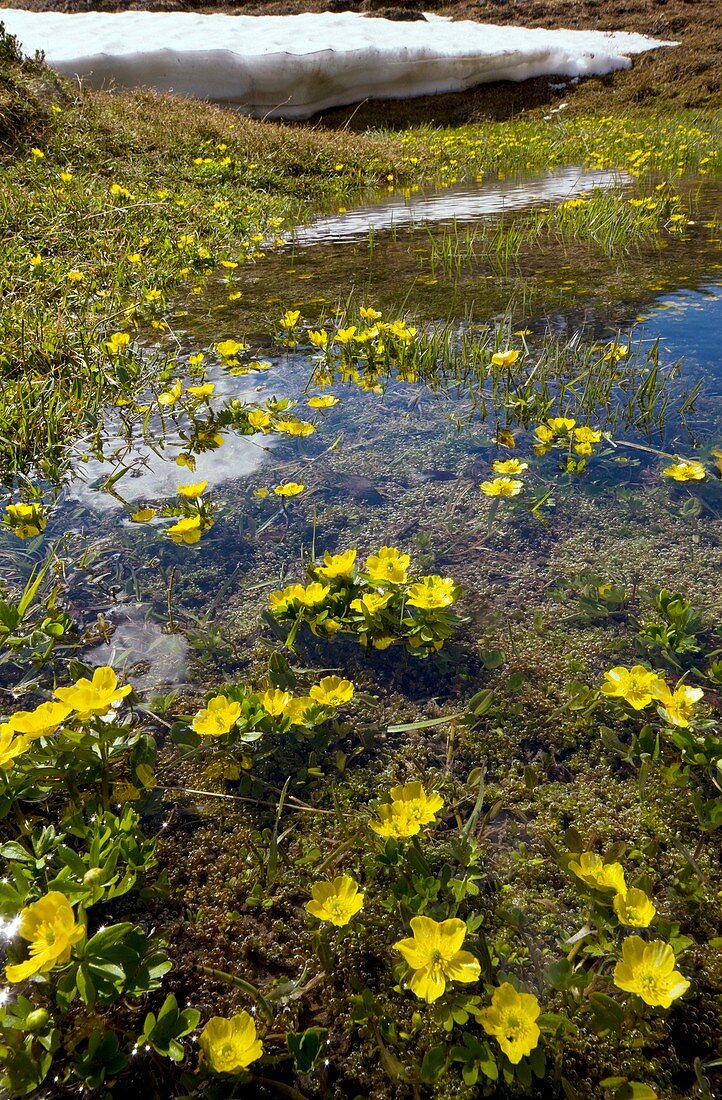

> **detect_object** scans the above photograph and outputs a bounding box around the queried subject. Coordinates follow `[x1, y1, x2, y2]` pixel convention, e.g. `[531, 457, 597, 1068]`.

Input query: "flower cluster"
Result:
[3, 500, 47, 540]
[166, 480, 215, 545]
[533, 416, 603, 458]
[189, 675, 355, 743]
[303, 307, 421, 392]
[601, 664, 704, 727]
[267, 547, 461, 657]
[568, 851, 656, 928]
[567, 849, 690, 1007]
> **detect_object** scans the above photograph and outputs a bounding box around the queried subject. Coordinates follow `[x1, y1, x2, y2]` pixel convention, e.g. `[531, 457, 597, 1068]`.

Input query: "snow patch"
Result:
[1, 9, 674, 119]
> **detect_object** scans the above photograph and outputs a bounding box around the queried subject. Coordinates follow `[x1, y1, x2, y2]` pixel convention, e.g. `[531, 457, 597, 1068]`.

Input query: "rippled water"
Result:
[291, 168, 629, 245]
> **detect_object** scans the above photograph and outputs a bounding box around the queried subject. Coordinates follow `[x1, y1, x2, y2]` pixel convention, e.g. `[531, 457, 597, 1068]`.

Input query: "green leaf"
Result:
[589, 992, 624, 1034]
[480, 648, 505, 670]
[420, 1044, 447, 1081]
[287, 1027, 328, 1073]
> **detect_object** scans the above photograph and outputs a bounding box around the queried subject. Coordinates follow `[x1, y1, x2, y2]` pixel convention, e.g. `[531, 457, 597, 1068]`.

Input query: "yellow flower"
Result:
[6, 892, 85, 983]
[662, 461, 706, 482]
[654, 682, 704, 727]
[604, 343, 629, 361]
[306, 875, 364, 926]
[274, 418, 315, 437]
[614, 889, 656, 928]
[308, 329, 328, 348]
[309, 676, 354, 706]
[105, 332, 131, 355]
[130, 507, 156, 523]
[188, 353, 205, 367]
[350, 592, 392, 615]
[308, 394, 339, 408]
[259, 688, 292, 717]
[534, 424, 554, 444]
[4, 701, 71, 741]
[158, 379, 182, 406]
[365, 546, 410, 585]
[199, 1011, 263, 1074]
[66, 269, 84, 283]
[406, 575, 458, 610]
[111, 183, 134, 199]
[568, 852, 626, 894]
[360, 306, 382, 321]
[479, 477, 523, 497]
[273, 482, 305, 497]
[601, 665, 665, 710]
[384, 319, 416, 342]
[187, 383, 215, 397]
[369, 781, 444, 838]
[574, 426, 602, 444]
[297, 582, 330, 607]
[284, 696, 315, 726]
[5, 502, 46, 539]
[543, 417, 575, 435]
[176, 453, 196, 470]
[492, 458, 528, 475]
[178, 481, 208, 499]
[478, 983, 541, 1064]
[55, 666, 132, 720]
[0, 726, 33, 771]
[334, 326, 357, 345]
[393, 916, 480, 1003]
[268, 584, 306, 613]
[167, 516, 204, 544]
[491, 349, 520, 367]
[316, 549, 357, 579]
[192, 695, 242, 737]
[613, 937, 690, 1007]
[30, 147, 44, 158]
[279, 309, 301, 329]
[217, 339, 246, 358]
[248, 410, 271, 432]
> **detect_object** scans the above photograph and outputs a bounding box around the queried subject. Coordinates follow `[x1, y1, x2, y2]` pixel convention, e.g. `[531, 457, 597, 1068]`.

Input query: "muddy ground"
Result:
[2, 0, 719, 123]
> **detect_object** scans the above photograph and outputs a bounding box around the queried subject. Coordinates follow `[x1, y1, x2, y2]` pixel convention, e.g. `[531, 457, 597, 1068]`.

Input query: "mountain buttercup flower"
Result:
[614, 889, 656, 928]
[306, 875, 364, 926]
[480, 476, 523, 497]
[369, 782, 443, 838]
[406, 575, 458, 610]
[613, 937, 690, 1007]
[393, 915, 480, 1003]
[55, 666, 131, 720]
[601, 665, 665, 710]
[192, 696, 242, 737]
[6, 892, 85, 983]
[365, 546, 410, 584]
[199, 1011, 263, 1074]
[568, 851, 626, 894]
[308, 676, 354, 706]
[478, 983, 541, 1063]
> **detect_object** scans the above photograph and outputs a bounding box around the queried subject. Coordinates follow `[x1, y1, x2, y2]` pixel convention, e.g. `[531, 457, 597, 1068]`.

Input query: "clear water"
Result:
[5, 171, 722, 691]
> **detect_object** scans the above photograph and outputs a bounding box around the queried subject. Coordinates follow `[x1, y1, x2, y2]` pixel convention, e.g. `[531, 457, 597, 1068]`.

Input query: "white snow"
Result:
[1, 9, 674, 119]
